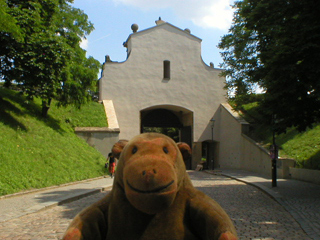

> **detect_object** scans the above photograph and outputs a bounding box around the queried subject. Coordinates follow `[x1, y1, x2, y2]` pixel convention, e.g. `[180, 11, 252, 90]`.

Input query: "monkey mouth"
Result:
[127, 180, 175, 194]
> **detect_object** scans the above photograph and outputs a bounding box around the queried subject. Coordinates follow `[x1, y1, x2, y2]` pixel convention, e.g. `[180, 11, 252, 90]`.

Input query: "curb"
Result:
[27, 184, 113, 214]
[0, 176, 108, 200]
[55, 184, 113, 207]
[0, 183, 113, 224]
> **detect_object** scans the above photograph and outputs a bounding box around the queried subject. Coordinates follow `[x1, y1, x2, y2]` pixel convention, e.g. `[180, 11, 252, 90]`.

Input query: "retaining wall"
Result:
[240, 134, 271, 177]
[289, 167, 320, 184]
[75, 127, 119, 158]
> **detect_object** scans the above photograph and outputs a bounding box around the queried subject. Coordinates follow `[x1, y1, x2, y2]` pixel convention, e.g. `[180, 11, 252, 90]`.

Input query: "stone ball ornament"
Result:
[131, 23, 139, 33]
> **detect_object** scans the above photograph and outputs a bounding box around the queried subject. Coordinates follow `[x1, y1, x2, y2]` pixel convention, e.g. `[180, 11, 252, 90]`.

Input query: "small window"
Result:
[163, 60, 170, 80]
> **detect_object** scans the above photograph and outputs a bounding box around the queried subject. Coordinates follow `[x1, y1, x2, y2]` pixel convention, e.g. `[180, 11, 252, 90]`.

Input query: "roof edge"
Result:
[124, 21, 202, 46]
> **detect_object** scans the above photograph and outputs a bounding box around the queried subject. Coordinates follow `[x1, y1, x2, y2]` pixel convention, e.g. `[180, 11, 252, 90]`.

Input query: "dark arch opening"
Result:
[141, 109, 182, 128]
[140, 108, 193, 169]
[141, 109, 182, 142]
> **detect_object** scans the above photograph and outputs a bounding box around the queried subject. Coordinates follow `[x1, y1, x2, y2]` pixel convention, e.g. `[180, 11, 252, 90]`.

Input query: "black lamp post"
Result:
[210, 118, 215, 140]
[271, 114, 278, 187]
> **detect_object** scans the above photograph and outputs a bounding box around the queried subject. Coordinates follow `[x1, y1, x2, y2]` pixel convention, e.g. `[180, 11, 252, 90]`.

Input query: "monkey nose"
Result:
[142, 169, 157, 182]
[142, 169, 157, 175]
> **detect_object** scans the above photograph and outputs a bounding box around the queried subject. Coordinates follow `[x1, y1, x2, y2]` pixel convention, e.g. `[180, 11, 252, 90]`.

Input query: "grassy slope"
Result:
[0, 88, 108, 196]
[276, 126, 320, 169]
[239, 101, 320, 170]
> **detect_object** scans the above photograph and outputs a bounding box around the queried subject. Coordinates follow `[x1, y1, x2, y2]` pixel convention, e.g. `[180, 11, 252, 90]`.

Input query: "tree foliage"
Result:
[219, 0, 320, 132]
[143, 127, 180, 142]
[0, 0, 23, 40]
[0, 0, 100, 117]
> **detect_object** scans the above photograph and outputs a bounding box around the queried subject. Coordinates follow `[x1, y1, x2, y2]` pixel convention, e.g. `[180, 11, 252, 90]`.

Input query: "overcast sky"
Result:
[72, 0, 235, 67]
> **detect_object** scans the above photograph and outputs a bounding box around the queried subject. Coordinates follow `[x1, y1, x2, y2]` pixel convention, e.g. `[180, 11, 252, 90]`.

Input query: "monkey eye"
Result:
[132, 146, 138, 154]
[163, 147, 169, 154]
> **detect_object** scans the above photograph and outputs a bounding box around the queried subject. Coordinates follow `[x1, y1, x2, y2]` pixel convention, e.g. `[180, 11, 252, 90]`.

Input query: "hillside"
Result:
[237, 101, 320, 170]
[0, 87, 108, 196]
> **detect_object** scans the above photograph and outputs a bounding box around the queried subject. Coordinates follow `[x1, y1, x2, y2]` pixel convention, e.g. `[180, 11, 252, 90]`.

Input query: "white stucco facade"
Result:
[97, 20, 274, 173]
[99, 21, 226, 148]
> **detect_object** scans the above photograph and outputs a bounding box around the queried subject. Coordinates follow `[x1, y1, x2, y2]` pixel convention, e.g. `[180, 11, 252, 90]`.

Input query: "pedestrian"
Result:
[104, 159, 109, 176]
[107, 152, 116, 178]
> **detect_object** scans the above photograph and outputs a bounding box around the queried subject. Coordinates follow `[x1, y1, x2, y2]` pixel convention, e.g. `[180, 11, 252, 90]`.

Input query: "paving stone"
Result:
[0, 171, 312, 239]
[212, 169, 320, 240]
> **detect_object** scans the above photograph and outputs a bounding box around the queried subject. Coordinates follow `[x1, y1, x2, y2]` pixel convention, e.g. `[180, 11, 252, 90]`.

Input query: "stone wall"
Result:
[289, 167, 320, 184]
[75, 127, 119, 158]
[240, 134, 271, 177]
[217, 103, 272, 176]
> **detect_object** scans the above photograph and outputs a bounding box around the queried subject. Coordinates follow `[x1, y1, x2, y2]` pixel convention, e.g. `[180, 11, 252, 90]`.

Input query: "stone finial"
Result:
[131, 23, 139, 33]
[105, 55, 111, 62]
[155, 17, 165, 25]
[210, 62, 214, 68]
[184, 28, 191, 34]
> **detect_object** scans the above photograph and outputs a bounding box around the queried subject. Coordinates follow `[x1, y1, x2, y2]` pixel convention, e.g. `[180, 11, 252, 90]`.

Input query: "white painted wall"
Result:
[99, 22, 226, 142]
[217, 104, 243, 168]
[216, 103, 272, 176]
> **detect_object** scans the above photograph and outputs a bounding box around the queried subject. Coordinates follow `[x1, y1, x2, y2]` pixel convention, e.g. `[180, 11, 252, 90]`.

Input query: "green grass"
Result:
[276, 126, 320, 169]
[237, 101, 320, 170]
[0, 87, 108, 196]
[49, 100, 108, 128]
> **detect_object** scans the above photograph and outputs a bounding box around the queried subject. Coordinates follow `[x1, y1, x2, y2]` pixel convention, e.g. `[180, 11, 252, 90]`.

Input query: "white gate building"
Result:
[99, 19, 251, 170]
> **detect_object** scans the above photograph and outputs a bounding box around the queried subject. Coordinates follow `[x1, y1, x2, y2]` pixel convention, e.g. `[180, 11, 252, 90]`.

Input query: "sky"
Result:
[72, 0, 235, 68]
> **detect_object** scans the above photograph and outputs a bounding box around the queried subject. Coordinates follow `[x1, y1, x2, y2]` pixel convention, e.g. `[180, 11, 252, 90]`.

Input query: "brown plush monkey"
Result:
[63, 133, 237, 240]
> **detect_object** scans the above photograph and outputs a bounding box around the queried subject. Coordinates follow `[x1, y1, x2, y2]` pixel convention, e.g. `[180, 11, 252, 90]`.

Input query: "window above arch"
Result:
[163, 60, 170, 80]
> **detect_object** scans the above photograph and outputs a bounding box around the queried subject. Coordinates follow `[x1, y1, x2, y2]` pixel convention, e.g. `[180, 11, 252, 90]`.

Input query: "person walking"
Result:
[106, 152, 116, 178]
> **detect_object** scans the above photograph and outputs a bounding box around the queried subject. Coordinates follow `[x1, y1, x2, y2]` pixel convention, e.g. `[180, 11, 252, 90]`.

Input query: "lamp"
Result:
[209, 118, 216, 170]
[210, 118, 215, 128]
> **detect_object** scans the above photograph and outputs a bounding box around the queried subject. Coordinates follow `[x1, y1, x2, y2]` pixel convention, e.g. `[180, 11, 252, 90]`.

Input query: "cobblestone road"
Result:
[0, 171, 310, 239]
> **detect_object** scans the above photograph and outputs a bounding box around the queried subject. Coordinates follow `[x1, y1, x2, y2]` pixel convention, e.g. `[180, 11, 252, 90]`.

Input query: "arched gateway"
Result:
[140, 106, 193, 169]
[99, 19, 227, 169]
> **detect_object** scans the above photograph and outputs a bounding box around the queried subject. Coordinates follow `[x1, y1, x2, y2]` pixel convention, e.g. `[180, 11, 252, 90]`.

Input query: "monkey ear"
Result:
[112, 139, 128, 159]
[177, 142, 192, 162]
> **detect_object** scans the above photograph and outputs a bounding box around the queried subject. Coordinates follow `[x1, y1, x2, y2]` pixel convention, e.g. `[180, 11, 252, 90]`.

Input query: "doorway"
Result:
[202, 141, 219, 170]
[140, 107, 193, 169]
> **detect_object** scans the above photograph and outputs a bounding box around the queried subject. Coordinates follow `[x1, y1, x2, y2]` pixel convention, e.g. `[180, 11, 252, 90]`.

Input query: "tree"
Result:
[0, 0, 23, 40]
[143, 127, 180, 142]
[0, 0, 100, 117]
[219, 0, 320, 132]
[218, 4, 261, 101]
